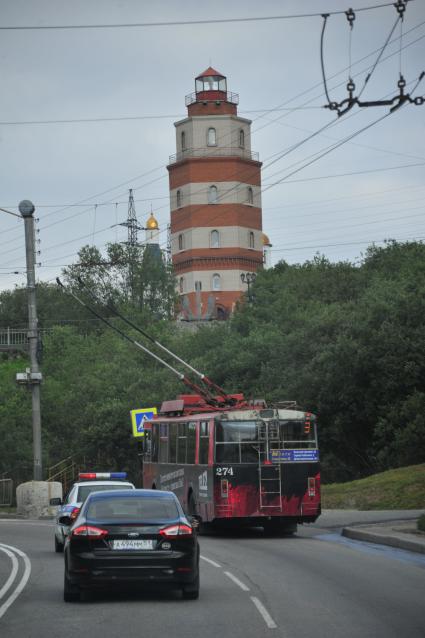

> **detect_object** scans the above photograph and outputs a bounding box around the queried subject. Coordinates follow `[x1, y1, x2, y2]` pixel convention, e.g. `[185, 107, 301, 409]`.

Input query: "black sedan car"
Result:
[63, 489, 199, 602]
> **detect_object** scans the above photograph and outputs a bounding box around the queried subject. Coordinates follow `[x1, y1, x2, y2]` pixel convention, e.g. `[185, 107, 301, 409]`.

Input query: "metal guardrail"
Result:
[0, 328, 52, 350]
[169, 146, 259, 165]
[185, 91, 239, 106]
[0, 479, 13, 507]
[47, 456, 79, 496]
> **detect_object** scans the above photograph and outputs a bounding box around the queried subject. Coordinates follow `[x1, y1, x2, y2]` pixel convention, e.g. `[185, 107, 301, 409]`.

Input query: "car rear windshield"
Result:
[77, 484, 133, 502]
[86, 496, 180, 521]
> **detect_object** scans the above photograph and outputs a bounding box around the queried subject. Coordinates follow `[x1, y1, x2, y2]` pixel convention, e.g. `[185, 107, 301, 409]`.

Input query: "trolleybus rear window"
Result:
[215, 418, 317, 463]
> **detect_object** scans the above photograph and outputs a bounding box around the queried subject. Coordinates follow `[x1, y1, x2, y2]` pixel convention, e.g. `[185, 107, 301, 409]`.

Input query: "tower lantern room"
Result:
[195, 68, 227, 100]
[185, 67, 239, 117]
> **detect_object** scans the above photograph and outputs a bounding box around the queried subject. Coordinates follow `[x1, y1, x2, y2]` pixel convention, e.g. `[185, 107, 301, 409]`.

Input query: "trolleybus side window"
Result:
[177, 422, 187, 463]
[159, 423, 168, 463]
[187, 422, 196, 464]
[169, 423, 177, 463]
[151, 424, 159, 462]
[199, 421, 210, 465]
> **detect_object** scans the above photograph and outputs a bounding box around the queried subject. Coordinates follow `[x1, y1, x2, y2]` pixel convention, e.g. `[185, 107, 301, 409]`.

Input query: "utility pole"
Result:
[18, 200, 43, 480]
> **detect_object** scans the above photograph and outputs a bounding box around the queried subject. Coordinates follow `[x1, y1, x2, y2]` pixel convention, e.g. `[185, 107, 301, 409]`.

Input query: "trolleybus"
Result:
[141, 395, 320, 533]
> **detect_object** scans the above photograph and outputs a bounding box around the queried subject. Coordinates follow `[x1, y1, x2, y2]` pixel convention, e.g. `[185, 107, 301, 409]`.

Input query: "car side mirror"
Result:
[50, 497, 62, 506]
[58, 515, 72, 526]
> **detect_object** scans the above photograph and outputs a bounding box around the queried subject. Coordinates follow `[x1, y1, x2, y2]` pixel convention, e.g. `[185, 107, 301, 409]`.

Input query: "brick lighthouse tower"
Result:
[167, 67, 263, 320]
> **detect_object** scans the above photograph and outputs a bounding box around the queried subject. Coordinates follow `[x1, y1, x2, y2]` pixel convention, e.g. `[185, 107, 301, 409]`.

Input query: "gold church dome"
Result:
[262, 232, 271, 246]
[146, 212, 159, 230]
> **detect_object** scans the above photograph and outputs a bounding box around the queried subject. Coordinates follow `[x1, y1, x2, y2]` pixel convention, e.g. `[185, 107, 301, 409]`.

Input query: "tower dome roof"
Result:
[146, 212, 159, 230]
[196, 66, 225, 79]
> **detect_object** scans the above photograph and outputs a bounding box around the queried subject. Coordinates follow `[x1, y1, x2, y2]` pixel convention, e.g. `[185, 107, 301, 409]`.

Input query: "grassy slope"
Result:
[322, 464, 425, 510]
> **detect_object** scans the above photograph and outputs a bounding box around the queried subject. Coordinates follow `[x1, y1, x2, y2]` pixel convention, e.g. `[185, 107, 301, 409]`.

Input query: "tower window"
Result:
[178, 234, 184, 250]
[179, 277, 184, 293]
[181, 131, 186, 150]
[195, 281, 202, 292]
[239, 129, 245, 148]
[212, 274, 221, 291]
[247, 187, 254, 205]
[177, 189, 182, 208]
[207, 127, 217, 146]
[249, 231, 255, 248]
[210, 230, 220, 248]
[208, 185, 218, 204]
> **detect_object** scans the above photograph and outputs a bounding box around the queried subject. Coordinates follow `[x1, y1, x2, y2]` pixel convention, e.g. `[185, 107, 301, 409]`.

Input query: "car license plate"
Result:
[112, 540, 154, 550]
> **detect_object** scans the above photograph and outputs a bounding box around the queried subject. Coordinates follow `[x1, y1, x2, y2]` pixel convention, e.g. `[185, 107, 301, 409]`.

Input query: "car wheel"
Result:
[64, 571, 80, 602]
[182, 572, 199, 600]
[55, 536, 64, 553]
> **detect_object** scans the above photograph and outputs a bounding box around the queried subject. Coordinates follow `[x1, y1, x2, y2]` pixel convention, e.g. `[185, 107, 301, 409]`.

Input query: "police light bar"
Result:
[78, 472, 128, 480]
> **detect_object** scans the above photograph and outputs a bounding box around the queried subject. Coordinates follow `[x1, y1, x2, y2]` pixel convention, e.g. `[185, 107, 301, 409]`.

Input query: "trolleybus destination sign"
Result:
[270, 449, 319, 462]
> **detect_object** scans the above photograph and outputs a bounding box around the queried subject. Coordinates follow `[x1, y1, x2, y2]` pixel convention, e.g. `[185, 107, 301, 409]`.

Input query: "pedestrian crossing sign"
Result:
[130, 407, 157, 437]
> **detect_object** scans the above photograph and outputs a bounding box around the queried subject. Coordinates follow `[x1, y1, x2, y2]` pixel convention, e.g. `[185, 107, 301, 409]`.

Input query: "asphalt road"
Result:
[1, 512, 424, 638]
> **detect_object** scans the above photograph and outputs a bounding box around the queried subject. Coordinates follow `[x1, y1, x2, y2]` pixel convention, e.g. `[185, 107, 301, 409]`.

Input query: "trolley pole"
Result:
[18, 200, 43, 481]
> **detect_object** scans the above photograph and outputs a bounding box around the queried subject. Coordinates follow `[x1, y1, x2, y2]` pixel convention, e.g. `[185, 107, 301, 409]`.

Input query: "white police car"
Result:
[50, 472, 135, 552]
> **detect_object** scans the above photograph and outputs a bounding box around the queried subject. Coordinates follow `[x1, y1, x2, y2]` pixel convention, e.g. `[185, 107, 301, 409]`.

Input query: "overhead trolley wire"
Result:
[0, 3, 406, 31]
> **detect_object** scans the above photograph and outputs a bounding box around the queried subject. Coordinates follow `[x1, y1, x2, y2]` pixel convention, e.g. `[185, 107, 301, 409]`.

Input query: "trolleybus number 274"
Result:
[216, 467, 234, 476]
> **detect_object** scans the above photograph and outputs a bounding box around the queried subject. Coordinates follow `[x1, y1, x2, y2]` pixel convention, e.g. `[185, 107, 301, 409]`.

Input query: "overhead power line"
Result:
[0, 3, 402, 31]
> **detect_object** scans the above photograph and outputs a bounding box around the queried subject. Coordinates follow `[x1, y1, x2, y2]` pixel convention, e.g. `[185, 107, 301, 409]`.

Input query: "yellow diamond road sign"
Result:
[130, 407, 157, 438]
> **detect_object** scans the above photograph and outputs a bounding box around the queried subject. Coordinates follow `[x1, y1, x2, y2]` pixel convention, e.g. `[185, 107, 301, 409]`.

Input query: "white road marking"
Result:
[200, 555, 221, 568]
[0, 547, 19, 600]
[224, 571, 250, 591]
[250, 596, 278, 629]
[0, 543, 31, 620]
[0, 520, 53, 526]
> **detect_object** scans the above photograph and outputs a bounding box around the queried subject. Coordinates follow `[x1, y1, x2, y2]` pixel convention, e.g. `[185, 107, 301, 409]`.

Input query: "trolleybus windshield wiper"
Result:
[56, 278, 233, 408]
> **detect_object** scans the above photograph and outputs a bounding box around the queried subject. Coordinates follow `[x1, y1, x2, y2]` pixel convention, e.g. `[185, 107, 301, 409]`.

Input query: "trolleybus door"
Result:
[257, 421, 282, 511]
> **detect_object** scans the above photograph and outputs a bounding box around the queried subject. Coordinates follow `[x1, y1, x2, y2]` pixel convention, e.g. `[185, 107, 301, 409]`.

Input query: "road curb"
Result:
[342, 526, 425, 554]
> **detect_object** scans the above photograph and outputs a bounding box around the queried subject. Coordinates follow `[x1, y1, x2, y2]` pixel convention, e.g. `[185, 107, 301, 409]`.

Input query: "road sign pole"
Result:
[19, 200, 43, 481]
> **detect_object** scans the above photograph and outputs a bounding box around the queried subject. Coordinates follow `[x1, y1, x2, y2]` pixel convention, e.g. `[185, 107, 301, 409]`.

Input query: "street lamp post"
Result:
[18, 200, 43, 481]
[240, 272, 257, 303]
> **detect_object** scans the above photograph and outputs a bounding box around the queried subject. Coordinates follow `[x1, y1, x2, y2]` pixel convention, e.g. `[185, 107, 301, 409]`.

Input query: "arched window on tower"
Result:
[181, 131, 186, 150]
[208, 185, 218, 204]
[178, 234, 184, 250]
[207, 128, 217, 146]
[249, 231, 255, 249]
[210, 230, 220, 248]
[177, 189, 182, 208]
[212, 274, 221, 291]
[239, 129, 245, 148]
[179, 277, 184, 293]
[247, 187, 254, 205]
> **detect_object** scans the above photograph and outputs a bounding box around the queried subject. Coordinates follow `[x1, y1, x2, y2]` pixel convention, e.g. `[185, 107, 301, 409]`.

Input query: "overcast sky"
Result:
[1, 0, 424, 292]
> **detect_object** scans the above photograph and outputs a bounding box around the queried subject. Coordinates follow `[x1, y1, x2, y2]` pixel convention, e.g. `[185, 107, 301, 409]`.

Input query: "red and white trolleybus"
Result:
[141, 394, 320, 534]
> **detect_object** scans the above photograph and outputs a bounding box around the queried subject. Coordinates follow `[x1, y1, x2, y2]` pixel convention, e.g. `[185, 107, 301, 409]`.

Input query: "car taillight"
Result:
[70, 507, 80, 521]
[72, 525, 108, 539]
[159, 524, 193, 538]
